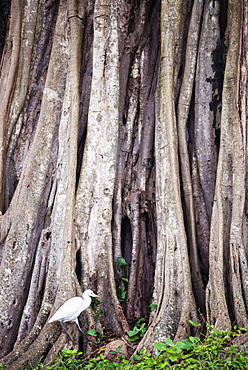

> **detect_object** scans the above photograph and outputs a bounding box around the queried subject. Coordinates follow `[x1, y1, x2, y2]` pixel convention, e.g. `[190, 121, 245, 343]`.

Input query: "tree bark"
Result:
[0, 0, 247, 368]
[206, 0, 244, 330]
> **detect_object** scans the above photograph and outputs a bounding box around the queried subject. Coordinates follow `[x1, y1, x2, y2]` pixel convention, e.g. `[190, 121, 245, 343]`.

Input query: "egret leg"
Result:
[60, 322, 71, 339]
[75, 318, 86, 335]
[75, 318, 93, 341]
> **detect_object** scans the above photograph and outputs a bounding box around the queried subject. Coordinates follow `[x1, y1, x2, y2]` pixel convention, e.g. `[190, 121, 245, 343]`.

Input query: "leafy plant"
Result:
[154, 325, 248, 369]
[117, 286, 127, 302]
[45, 349, 83, 370]
[96, 309, 104, 319]
[189, 319, 201, 327]
[128, 318, 147, 342]
[149, 303, 158, 312]
[117, 257, 130, 267]
[154, 336, 200, 362]
[109, 344, 127, 361]
[116, 257, 130, 302]
[121, 277, 129, 283]
[22, 325, 248, 369]
[87, 329, 98, 337]
[91, 296, 104, 319]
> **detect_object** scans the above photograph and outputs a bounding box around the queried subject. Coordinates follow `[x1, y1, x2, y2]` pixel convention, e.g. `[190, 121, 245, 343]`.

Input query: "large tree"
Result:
[0, 0, 247, 368]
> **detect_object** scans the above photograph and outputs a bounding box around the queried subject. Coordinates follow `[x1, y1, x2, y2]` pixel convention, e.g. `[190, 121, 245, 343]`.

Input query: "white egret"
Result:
[48, 289, 100, 338]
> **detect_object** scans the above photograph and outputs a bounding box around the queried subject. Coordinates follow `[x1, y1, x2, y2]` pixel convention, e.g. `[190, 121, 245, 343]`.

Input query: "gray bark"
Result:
[0, 0, 247, 368]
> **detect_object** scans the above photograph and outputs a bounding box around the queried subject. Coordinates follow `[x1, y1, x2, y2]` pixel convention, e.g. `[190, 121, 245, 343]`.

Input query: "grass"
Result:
[1, 326, 248, 370]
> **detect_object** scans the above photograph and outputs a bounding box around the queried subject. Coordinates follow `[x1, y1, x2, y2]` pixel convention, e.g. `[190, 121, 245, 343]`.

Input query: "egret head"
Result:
[84, 289, 100, 299]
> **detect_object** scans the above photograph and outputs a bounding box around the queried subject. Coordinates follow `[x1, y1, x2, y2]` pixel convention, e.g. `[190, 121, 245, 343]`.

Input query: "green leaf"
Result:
[168, 354, 181, 362]
[96, 309, 104, 318]
[87, 329, 98, 337]
[189, 336, 200, 343]
[128, 328, 139, 337]
[117, 257, 131, 267]
[121, 277, 129, 283]
[154, 342, 167, 351]
[149, 303, 158, 312]
[189, 320, 201, 327]
[176, 339, 195, 350]
[117, 286, 127, 302]
[165, 338, 174, 346]
[136, 318, 146, 325]
[127, 324, 146, 342]
[128, 334, 140, 342]
[175, 341, 187, 349]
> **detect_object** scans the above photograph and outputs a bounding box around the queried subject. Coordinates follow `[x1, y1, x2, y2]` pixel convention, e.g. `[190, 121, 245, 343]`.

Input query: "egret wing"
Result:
[49, 297, 87, 323]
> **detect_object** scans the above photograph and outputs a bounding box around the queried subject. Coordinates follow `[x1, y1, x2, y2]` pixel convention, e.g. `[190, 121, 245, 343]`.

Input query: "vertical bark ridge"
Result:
[5, 1, 59, 209]
[75, 0, 129, 335]
[136, 0, 199, 352]
[177, 0, 205, 313]
[206, 0, 242, 330]
[229, 0, 248, 328]
[193, 0, 220, 284]
[238, 0, 248, 314]
[0, 0, 22, 212]
[3, 0, 40, 210]
[0, 0, 75, 363]
[113, 0, 159, 320]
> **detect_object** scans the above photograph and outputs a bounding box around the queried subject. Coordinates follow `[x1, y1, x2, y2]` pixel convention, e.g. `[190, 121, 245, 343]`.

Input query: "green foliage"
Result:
[87, 329, 98, 337]
[155, 336, 200, 351]
[117, 286, 127, 302]
[96, 309, 104, 319]
[91, 296, 104, 319]
[127, 323, 146, 342]
[121, 277, 129, 283]
[188, 320, 201, 327]
[30, 349, 84, 370]
[128, 318, 147, 342]
[23, 326, 248, 370]
[47, 349, 83, 370]
[117, 257, 130, 267]
[154, 325, 248, 369]
[116, 257, 130, 302]
[149, 303, 158, 312]
[154, 336, 201, 362]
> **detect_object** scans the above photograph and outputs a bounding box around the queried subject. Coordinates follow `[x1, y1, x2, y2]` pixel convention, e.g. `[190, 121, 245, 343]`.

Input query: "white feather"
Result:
[48, 289, 100, 324]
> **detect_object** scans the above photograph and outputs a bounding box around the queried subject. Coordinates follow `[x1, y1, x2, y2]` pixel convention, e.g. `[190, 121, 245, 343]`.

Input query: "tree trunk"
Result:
[0, 0, 247, 368]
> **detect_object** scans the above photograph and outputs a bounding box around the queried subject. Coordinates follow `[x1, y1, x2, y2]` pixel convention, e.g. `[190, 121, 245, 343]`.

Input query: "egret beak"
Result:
[94, 295, 100, 299]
